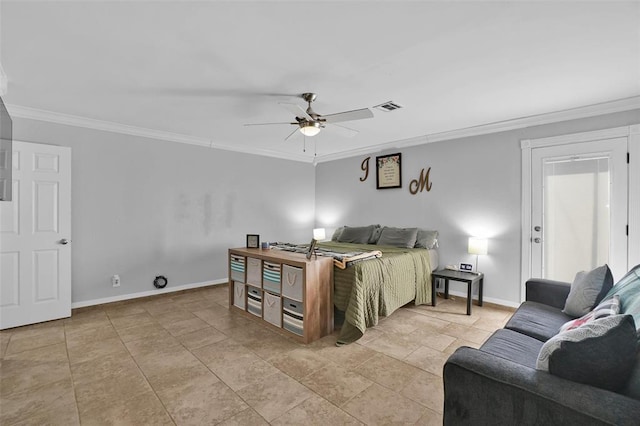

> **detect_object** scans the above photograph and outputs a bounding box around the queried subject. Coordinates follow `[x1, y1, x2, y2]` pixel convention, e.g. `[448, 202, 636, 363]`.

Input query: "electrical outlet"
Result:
[112, 275, 121, 287]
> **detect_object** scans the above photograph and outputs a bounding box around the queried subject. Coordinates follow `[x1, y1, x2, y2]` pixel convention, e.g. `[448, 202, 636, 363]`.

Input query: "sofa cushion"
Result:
[537, 314, 638, 392]
[605, 263, 640, 328]
[559, 295, 620, 333]
[562, 264, 613, 317]
[479, 329, 544, 369]
[622, 352, 640, 400]
[505, 301, 574, 342]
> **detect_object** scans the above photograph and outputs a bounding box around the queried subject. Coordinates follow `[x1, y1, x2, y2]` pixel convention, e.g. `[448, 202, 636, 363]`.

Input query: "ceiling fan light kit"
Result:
[299, 121, 321, 137]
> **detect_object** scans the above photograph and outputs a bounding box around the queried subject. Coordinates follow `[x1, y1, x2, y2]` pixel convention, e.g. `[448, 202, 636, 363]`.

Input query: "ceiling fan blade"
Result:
[129, 88, 299, 98]
[321, 108, 373, 123]
[284, 127, 300, 141]
[279, 102, 313, 121]
[244, 122, 296, 126]
[324, 123, 359, 138]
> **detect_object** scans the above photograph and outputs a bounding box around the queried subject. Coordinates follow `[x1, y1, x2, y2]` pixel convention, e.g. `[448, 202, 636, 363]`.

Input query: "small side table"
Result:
[431, 269, 484, 315]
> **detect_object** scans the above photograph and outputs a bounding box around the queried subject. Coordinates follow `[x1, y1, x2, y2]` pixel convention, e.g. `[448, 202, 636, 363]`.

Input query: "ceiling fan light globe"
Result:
[299, 122, 321, 137]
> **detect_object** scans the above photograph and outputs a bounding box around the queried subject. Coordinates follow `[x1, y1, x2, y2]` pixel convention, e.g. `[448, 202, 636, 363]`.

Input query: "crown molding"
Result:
[7, 104, 213, 147]
[314, 134, 429, 164]
[6, 104, 316, 163]
[7, 96, 640, 165]
[313, 96, 640, 163]
[208, 141, 314, 163]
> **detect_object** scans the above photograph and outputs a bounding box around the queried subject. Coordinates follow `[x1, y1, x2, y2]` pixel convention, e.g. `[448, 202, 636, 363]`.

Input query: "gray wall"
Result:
[12, 108, 640, 307]
[315, 110, 640, 306]
[13, 118, 316, 304]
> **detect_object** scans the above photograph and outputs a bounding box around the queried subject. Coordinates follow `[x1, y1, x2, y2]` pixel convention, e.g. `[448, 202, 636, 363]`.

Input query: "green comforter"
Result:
[317, 242, 433, 345]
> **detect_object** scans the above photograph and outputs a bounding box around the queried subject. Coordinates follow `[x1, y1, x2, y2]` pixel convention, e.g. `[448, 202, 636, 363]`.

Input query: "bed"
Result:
[271, 225, 438, 344]
[318, 240, 437, 345]
[320, 225, 440, 344]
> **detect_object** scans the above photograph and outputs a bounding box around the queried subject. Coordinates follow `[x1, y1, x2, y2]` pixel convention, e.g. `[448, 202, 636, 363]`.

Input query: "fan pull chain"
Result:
[303, 135, 306, 153]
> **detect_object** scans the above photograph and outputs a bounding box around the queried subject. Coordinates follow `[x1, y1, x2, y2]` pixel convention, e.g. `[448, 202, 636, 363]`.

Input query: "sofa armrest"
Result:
[444, 347, 640, 426]
[525, 278, 571, 309]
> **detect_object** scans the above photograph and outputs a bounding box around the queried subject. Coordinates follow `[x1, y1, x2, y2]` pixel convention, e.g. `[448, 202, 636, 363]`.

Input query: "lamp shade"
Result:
[313, 228, 326, 240]
[468, 237, 488, 255]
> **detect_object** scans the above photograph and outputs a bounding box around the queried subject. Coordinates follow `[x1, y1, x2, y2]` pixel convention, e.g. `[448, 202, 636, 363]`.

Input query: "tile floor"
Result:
[0, 284, 514, 425]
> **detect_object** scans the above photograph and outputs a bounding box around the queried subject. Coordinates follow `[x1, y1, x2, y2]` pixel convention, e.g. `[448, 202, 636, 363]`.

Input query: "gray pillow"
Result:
[376, 227, 418, 248]
[415, 229, 438, 249]
[537, 314, 637, 391]
[563, 264, 613, 317]
[337, 225, 377, 244]
[331, 227, 344, 241]
[370, 226, 383, 244]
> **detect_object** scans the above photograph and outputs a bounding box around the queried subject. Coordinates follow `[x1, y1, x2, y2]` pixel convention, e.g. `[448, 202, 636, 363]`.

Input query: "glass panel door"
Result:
[531, 138, 627, 282]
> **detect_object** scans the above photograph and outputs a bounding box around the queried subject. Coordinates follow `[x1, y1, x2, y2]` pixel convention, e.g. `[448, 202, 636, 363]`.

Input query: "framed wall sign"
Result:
[376, 153, 402, 189]
[246, 234, 260, 248]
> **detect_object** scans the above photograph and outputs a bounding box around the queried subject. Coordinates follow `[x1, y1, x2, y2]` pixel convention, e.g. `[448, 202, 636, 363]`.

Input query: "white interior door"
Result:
[531, 138, 628, 282]
[0, 141, 71, 329]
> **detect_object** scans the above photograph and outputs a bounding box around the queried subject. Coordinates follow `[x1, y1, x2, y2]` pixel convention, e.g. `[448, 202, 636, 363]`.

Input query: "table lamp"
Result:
[468, 237, 488, 274]
[313, 228, 326, 241]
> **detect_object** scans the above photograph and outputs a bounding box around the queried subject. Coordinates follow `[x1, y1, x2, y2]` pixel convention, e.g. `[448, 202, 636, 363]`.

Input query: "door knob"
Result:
[533, 238, 541, 243]
[534, 226, 542, 232]
[59, 238, 70, 245]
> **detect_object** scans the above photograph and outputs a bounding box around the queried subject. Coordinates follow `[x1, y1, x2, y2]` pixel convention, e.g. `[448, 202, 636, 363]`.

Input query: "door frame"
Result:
[520, 124, 640, 302]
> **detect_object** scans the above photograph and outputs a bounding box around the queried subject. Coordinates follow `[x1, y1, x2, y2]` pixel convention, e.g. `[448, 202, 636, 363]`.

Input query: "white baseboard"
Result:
[444, 289, 521, 309]
[71, 278, 521, 310]
[71, 278, 228, 309]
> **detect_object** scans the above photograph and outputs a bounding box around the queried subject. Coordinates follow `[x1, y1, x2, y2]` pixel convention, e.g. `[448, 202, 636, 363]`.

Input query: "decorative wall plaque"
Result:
[376, 153, 402, 189]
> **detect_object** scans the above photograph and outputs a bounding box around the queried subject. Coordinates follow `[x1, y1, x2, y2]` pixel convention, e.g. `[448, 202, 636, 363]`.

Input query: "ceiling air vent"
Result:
[373, 101, 403, 112]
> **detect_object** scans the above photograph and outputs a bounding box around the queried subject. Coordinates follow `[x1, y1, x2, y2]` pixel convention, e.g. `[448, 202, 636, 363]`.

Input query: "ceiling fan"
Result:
[244, 93, 374, 140]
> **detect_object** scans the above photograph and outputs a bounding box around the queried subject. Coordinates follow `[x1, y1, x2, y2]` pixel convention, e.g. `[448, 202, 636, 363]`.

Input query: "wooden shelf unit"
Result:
[228, 247, 334, 344]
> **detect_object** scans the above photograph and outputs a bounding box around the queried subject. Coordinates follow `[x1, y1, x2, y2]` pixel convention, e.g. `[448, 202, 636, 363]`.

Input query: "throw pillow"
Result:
[562, 264, 613, 317]
[376, 227, 419, 248]
[337, 225, 378, 244]
[559, 295, 620, 333]
[604, 263, 640, 327]
[370, 226, 384, 244]
[414, 229, 439, 249]
[537, 314, 638, 391]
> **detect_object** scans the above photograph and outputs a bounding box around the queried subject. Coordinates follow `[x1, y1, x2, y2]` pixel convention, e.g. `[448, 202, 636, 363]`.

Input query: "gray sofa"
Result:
[443, 266, 640, 425]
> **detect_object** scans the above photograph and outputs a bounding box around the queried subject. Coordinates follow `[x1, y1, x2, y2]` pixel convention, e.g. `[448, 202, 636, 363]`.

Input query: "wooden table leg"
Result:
[479, 277, 484, 306]
[444, 279, 450, 299]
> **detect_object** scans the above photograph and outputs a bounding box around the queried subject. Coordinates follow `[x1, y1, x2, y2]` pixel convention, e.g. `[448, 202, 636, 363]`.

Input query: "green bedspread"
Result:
[317, 242, 433, 345]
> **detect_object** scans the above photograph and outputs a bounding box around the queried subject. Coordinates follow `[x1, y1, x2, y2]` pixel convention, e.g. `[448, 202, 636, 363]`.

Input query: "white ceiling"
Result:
[2, 1, 639, 162]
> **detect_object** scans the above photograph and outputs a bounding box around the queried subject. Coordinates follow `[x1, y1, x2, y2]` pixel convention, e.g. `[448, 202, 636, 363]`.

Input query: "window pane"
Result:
[543, 157, 610, 282]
